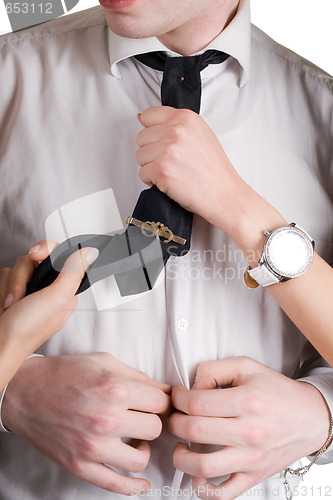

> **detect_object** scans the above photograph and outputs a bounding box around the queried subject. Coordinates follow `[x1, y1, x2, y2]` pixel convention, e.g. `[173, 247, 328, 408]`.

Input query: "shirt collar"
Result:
[108, 0, 250, 88]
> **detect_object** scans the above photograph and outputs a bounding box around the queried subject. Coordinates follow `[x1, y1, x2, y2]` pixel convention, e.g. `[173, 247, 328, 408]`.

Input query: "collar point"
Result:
[111, 62, 122, 79]
[239, 67, 249, 88]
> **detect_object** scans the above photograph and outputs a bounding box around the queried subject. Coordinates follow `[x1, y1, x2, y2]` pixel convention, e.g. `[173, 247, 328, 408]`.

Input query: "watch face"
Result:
[265, 227, 313, 279]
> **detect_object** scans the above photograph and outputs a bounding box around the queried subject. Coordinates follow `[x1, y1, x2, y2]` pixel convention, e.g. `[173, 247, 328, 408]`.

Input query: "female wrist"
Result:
[214, 182, 287, 266]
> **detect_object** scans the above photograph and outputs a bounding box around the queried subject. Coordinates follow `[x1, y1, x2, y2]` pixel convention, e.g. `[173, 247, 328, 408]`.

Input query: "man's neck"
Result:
[157, 0, 239, 56]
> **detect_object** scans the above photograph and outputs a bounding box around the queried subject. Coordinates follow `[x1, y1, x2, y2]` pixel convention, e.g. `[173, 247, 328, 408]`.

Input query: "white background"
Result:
[0, 0, 333, 496]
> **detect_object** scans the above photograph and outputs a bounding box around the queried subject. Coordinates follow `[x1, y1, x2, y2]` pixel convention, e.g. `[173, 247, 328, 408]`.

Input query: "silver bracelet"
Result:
[283, 410, 333, 500]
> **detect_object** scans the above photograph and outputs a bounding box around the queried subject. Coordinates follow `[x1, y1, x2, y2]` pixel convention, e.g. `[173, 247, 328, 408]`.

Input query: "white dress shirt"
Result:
[0, 1, 333, 498]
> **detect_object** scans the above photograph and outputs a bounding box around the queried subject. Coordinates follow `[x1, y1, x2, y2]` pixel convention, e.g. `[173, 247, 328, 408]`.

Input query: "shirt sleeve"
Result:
[297, 343, 333, 464]
[0, 385, 10, 433]
[0, 353, 44, 433]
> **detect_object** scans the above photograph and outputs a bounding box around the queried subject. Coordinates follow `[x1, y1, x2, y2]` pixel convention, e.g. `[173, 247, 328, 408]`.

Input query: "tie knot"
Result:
[199, 49, 230, 69]
[135, 49, 228, 74]
[134, 49, 229, 114]
[163, 54, 201, 89]
[163, 50, 229, 87]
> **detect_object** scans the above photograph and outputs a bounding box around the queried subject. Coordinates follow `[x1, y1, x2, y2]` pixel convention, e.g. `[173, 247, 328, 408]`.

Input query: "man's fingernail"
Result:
[137, 113, 142, 122]
[4, 293, 14, 310]
[83, 248, 99, 266]
[29, 244, 41, 254]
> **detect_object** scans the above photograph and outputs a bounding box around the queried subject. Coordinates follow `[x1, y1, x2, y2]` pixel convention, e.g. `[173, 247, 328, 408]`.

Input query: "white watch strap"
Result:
[248, 265, 280, 287]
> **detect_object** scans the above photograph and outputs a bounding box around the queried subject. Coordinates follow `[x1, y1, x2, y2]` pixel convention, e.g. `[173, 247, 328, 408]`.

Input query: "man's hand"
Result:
[136, 106, 288, 264]
[2, 353, 171, 495]
[136, 107, 247, 229]
[168, 357, 330, 499]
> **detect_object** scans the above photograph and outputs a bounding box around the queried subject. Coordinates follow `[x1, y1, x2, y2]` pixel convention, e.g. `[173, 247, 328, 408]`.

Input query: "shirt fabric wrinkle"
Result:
[0, 1, 332, 499]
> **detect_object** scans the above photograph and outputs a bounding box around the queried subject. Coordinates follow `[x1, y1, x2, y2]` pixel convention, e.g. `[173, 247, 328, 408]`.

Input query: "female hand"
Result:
[0, 241, 99, 389]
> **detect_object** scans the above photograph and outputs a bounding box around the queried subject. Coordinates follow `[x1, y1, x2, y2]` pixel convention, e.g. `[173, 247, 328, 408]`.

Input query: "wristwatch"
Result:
[244, 223, 315, 288]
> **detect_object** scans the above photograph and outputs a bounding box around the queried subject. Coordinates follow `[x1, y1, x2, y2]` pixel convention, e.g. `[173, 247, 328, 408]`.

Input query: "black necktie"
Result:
[26, 50, 229, 297]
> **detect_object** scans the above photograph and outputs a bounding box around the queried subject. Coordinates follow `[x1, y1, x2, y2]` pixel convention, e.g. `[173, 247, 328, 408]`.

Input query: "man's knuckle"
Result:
[95, 414, 118, 435]
[238, 355, 253, 368]
[80, 436, 100, 460]
[80, 412, 96, 431]
[195, 455, 216, 478]
[0, 267, 11, 277]
[185, 418, 203, 441]
[131, 452, 150, 473]
[136, 130, 144, 146]
[105, 377, 129, 404]
[138, 370, 152, 383]
[187, 394, 204, 415]
[97, 351, 114, 363]
[237, 356, 258, 379]
[138, 168, 147, 185]
[242, 389, 265, 416]
[65, 455, 85, 477]
[196, 362, 211, 381]
[243, 421, 266, 447]
[105, 414, 122, 435]
[166, 125, 184, 143]
[167, 413, 177, 435]
[154, 165, 171, 190]
[163, 143, 179, 164]
[153, 159, 166, 179]
[177, 108, 195, 124]
[135, 149, 142, 165]
[104, 477, 121, 493]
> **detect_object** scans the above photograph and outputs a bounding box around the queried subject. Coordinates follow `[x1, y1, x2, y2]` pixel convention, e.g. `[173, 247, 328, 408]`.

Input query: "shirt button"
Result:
[177, 318, 189, 331]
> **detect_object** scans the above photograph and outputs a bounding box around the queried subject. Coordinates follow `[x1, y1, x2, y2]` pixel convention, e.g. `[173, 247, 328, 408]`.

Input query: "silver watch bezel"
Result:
[262, 223, 314, 281]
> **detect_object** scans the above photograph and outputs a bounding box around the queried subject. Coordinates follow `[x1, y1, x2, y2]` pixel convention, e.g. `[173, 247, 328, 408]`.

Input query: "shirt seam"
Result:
[251, 28, 333, 92]
[330, 101, 333, 143]
[0, 19, 107, 48]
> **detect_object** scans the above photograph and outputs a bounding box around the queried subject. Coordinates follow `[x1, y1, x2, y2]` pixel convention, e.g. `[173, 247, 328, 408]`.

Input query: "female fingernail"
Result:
[137, 113, 142, 122]
[29, 244, 41, 254]
[4, 293, 14, 310]
[83, 248, 99, 266]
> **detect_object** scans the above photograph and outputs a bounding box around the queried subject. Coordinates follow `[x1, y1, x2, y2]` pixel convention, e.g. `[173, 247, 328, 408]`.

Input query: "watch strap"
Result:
[247, 264, 280, 287]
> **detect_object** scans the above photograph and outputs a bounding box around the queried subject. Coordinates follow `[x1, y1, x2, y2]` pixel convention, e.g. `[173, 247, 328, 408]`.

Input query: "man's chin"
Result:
[103, 10, 157, 40]
[99, 0, 137, 10]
